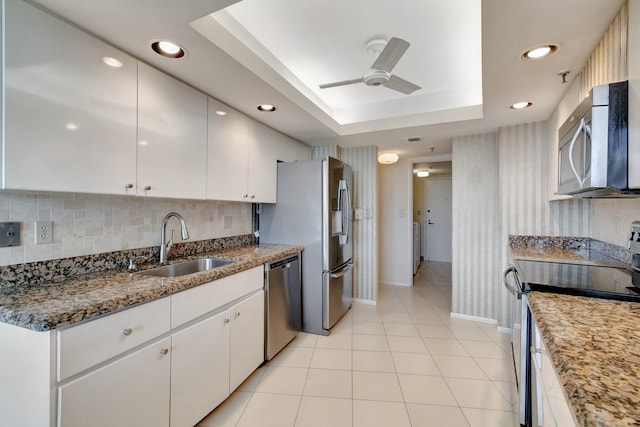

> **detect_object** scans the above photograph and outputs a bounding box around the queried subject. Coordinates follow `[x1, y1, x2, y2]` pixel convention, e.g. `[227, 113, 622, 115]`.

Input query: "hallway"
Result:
[198, 262, 517, 427]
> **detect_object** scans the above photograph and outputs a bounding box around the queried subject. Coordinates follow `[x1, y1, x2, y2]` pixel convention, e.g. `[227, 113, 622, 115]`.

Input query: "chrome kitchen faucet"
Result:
[159, 212, 190, 264]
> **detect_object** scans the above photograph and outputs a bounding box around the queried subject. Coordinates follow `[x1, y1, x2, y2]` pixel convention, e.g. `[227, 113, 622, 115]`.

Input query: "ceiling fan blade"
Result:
[384, 75, 421, 94]
[371, 37, 410, 73]
[319, 77, 364, 89]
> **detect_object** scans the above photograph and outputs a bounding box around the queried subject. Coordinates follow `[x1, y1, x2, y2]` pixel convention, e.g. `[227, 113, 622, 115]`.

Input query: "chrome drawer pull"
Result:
[160, 348, 169, 356]
[122, 328, 133, 336]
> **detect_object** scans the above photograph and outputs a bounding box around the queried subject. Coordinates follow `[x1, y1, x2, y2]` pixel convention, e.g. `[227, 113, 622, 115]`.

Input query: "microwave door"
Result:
[568, 118, 591, 189]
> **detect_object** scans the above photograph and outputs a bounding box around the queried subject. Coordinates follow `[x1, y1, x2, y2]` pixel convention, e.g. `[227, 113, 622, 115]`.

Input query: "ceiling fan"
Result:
[319, 37, 421, 94]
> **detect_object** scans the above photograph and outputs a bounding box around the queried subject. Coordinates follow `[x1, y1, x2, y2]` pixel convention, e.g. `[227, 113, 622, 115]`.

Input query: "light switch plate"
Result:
[35, 221, 53, 245]
[0, 222, 21, 247]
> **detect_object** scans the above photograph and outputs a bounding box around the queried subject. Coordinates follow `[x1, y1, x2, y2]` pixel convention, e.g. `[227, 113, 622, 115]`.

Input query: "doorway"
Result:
[412, 161, 452, 263]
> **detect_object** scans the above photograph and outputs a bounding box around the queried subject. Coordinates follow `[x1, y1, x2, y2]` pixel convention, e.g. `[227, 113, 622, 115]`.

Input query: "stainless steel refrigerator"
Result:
[260, 156, 353, 336]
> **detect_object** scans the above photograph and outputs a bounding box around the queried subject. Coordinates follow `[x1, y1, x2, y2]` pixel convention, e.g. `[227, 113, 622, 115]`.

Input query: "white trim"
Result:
[450, 312, 498, 324]
[352, 298, 377, 306]
[379, 281, 412, 287]
[497, 326, 512, 334]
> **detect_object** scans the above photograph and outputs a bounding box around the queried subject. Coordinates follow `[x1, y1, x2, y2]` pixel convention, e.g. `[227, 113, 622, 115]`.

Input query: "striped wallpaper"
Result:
[313, 145, 378, 303]
[580, 1, 628, 98]
[452, 0, 628, 328]
[451, 133, 502, 322]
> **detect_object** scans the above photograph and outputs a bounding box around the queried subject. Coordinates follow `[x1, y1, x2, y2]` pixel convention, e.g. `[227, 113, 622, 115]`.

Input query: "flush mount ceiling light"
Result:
[510, 101, 532, 110]
[215, 110, 227, 116]
[417, 170, 429, 178]
[377, 152, 399, 165]
[257, 104, 277, 112]
[521, 44, 558, 61]
[102, 57, 123, 68]
[151, 40, 186, 58]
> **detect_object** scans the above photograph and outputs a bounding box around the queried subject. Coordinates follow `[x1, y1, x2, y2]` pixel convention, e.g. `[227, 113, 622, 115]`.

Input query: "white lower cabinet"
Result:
[51, 267, 265, 427]
[229, 291, 265, 392]
[531, 315, 578, 427]
[171, 290, 264, 427]
[170, 311, 230, 427]
[58, 337, 171, 427]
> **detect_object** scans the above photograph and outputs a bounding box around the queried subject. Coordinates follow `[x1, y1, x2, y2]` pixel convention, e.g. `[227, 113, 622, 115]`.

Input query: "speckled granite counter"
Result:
[0, 244, 302, 331]
[528, 292, 640, 427]
[509, 235, 630, 268]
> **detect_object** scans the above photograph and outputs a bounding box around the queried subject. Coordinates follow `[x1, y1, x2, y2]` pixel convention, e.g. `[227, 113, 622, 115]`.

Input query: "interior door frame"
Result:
[408, 154, 452, 280]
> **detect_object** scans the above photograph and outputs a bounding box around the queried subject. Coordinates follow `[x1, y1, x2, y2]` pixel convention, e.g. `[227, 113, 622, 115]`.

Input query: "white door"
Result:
[424, 178, 452, 262]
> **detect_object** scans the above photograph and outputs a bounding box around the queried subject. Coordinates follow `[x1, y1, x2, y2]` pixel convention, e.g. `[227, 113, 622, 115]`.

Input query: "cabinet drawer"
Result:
[57, 297, 170, 381]
[171, 267, 263, 328]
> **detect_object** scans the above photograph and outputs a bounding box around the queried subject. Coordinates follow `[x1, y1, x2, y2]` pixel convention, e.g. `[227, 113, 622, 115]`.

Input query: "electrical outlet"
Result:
[35, 221, 53, 245]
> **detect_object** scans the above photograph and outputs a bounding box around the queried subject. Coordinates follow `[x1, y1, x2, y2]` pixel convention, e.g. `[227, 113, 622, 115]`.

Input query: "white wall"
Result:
[378, 158, 413, 287]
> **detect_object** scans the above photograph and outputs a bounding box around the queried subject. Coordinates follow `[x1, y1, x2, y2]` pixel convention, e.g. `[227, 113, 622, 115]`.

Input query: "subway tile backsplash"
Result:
[0, 191, 252, 266]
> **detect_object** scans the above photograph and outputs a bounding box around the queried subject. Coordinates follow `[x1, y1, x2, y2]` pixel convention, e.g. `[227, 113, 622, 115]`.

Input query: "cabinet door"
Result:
[171, 311, 230, 427]
[58, 337, 171, 427]
[277, 134, 312, 163]
[247, 121, 278, 203]
[4, 0, 137, 194]
[138, 63, 207, 199]
[229, 290, 265, 391]
[206, 97, 248, 202]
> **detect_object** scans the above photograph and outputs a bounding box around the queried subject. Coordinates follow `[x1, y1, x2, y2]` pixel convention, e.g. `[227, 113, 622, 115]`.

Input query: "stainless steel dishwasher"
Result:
[265, 252, 302, 360]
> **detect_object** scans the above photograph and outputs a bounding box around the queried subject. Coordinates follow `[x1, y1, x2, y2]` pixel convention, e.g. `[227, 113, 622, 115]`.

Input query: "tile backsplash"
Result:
[0, 191, 252, 266]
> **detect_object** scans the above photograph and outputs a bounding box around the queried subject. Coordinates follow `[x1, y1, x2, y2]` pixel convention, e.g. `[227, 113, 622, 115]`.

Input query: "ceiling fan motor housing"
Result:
[364, 69, 390, 86]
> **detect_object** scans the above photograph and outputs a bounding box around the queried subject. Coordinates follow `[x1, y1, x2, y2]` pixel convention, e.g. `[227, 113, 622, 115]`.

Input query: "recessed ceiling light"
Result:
[510, 101, 532, 110]
[102, 57, 123, 68]
[215, 111, 227, 116]
[257, 104, 277, 112]
[521, 44, 558, 60]
[377, 152, 399, 165]
[151, 40, 186, 58]
[65, 123, 78, 130]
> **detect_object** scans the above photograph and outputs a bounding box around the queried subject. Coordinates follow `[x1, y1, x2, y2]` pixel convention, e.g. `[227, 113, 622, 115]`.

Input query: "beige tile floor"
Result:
[198, 262, 519, 427]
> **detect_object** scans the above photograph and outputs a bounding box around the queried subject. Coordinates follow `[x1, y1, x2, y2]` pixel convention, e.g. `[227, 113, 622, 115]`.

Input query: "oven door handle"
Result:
[503, 267, 522, 295]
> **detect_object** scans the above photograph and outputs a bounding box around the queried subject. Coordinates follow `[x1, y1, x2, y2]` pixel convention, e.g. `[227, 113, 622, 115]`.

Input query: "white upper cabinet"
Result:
[137, 63, 208, 199]
[3, 0, 137, 195]
[207, 97, 277, 203]
[277, 134, 312, 163]
[207, 97, 249, 202]
[246, 119, 278, 203]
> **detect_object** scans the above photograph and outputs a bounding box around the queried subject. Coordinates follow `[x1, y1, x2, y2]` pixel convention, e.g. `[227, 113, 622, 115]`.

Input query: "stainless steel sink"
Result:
[136, 257, 235, 278]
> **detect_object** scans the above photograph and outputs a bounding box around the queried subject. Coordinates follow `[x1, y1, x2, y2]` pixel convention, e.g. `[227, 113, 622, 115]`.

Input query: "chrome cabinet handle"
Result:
[234, 311, 241, 318]
[125, 183, 134, 189]
[243, 194, 248, 199]
[122, 328, 133, 336]
[251, 195, 255, 199]
[224, 318, 230, 324]
[144, 185, 152, 191]
[160, 348, 169, 356]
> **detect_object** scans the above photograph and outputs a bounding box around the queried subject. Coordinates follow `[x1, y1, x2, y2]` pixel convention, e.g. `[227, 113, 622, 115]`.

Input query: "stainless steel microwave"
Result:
[557, 81, 638, 197]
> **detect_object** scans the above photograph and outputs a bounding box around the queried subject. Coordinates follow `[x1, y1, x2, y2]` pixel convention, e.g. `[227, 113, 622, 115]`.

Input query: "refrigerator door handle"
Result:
[338, 179, 349, 245]
[330, 262, 353, 279]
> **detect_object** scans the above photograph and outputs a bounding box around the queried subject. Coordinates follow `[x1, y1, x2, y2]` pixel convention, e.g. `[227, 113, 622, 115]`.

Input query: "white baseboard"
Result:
[497, 326, 512, 334]
[450, 312, 498, 325]
[352, 298, 377, 305]
[380, 281, 412, 287]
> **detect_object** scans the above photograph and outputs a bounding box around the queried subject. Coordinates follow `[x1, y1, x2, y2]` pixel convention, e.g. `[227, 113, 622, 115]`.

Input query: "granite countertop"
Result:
[509, 235, 630, 268]
[0, 244, 302, 332]
[528, 292, 640, 427]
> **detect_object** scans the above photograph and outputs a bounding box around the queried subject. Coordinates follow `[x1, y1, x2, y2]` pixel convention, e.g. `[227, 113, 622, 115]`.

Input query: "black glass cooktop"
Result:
[514, 260, 640, 302]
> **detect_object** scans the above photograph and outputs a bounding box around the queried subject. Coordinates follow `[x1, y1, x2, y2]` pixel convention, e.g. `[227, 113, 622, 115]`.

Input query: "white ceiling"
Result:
[31, 0, 625, 160]
[200, 0, 483, 129]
